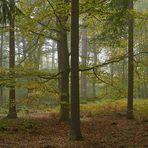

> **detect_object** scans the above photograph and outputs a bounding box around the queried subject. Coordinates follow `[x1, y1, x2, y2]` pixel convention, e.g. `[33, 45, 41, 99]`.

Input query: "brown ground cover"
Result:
[0, 113, 148, 148]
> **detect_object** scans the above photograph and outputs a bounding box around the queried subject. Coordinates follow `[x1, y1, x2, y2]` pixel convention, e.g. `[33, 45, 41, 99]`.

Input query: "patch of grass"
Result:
[81, 99, 148, 120]
[134, 99, 148, 121]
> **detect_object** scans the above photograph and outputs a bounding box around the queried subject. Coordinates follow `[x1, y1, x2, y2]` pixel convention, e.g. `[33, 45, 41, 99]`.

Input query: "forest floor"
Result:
[0, 100, 148, 148]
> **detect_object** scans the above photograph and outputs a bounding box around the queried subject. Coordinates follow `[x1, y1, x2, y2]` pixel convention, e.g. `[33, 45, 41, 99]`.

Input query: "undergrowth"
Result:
[0, 99, 148, 121]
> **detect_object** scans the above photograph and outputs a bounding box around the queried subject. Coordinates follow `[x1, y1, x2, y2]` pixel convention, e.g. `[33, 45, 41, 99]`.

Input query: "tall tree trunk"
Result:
[7, 0, 17, 118]
[57, 39, 61, 90]
[16, 37, 21, 64]
[80, 27, 87, 98]
[70, 0, 82, 140]
[51, 42, 56, 69]
[0, 33, 3, 101]
[22, 38, 26, 59]
[127, 0, 134, 119]
[122, 59, 126, 87]
[58, 29, 69, 122]
[92, 41, 97, 98]
[57, 0, 70, 122]
[36, 46, 41, 70]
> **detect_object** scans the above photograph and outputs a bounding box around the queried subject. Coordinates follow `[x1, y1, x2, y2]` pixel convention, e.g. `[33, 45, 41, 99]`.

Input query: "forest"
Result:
[0, 0, 148, 147]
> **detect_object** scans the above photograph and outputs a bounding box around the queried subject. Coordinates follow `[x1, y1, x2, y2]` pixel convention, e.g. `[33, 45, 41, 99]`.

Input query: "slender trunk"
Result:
[51, 42, 55, 69]
[0, 34, 3, 66]
[22, 38, 26, 59]
[57, 39, 61, 91]
[70, 0, 82, 140]
[81, 27, 87, 98]
[136, 54, 141, 98]
[0, 33, 3, 100]
[92, 41, 97, 98]
[59, 29, 69, 121]
[36, 47, 41, 70]
[16, 38, 21, 64]
[7, 0, 17, 118]
[127, 0, 134, 119]
[122, 59, 126, 86]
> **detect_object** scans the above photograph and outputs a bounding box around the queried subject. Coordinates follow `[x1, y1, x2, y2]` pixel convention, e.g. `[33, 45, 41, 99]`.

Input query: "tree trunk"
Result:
[36, 46, 41, 70]
[16, 37, 21, 64]
[80, 27, 87, 98]
[70, 0, 82, 140]
[127, 0, 134, 119]
[56, 0, 70, 122]
[122, 59, 126, 87]
[51, 42, 56, 69]
[22, 38, 26, 59]
[92, 41, 97, 98]
[0, 33, 3, 101]
[58, 29, 69, 122]
[7, 0, 17, 118]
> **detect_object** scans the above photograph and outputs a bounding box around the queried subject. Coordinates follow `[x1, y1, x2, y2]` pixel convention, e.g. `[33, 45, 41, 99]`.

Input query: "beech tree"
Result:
[80, 26, 88, 98]
[0, 0, 17, 118]
[57, 0, 70, 122]
[127, 0, 134, 119]
[0, 33, 3, 100]
[70, 0, 82, 140]
[7, 0, 17, 118]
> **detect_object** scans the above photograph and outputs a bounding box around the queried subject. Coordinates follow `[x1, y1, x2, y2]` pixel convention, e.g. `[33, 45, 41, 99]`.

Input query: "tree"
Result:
[127, 0, 134, 119]
[0, 0, 17, 118]
[7, 0, 17, 118]
[70, 0, 82, 140]
[80, 26, 88, 98]
[0, 0, 9, 102]
[57, 28, 69, 122]
[56, 0, 70, 122]
[0, 33, 4, 101]
[92, 40, 97, 98]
